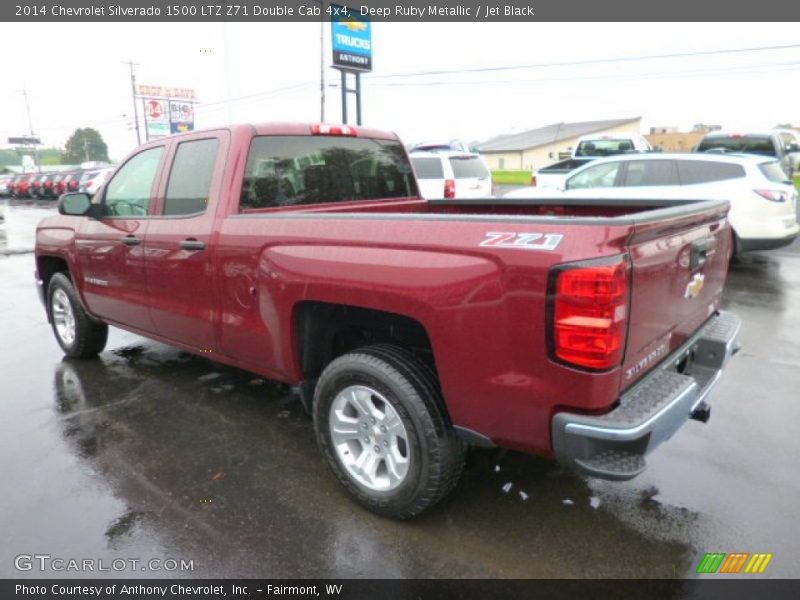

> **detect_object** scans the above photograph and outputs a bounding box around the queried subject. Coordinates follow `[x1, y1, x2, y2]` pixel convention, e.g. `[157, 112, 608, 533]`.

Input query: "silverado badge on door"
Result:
[685, 273, 706, 299]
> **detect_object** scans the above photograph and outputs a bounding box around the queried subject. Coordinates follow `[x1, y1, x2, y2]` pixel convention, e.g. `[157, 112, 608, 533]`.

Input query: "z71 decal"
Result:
[480, 232, 563, 251]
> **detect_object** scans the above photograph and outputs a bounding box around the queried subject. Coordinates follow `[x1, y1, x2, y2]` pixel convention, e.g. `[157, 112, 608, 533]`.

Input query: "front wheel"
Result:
[47, 272, 108, 359]
[313, 344, 465, 519]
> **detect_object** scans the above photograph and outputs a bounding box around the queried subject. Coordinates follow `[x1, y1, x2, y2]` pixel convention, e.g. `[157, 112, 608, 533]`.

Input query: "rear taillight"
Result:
[549, 258, 630, 370]
[444, 179, 455, 199]
[311, 123, 357, 136]
[754, 189, 788, 203]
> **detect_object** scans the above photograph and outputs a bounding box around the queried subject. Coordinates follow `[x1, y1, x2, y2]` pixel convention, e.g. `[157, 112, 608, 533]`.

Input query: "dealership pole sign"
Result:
[169, 101, 195, 134]
[331, 6, 372, 72]
[143, 98, 170, 140]
[136, 84, 197, 140]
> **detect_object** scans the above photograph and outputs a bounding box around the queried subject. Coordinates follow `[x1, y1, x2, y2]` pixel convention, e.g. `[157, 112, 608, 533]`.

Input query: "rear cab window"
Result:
[448, 156, 489, 179]
[696, 135, 776, 157]
[575, 139, 635, 157]
[240, 135, 417, 211]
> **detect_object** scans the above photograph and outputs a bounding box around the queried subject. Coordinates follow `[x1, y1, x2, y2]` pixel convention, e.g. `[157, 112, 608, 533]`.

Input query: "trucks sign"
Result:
[331, 6, 372, 72]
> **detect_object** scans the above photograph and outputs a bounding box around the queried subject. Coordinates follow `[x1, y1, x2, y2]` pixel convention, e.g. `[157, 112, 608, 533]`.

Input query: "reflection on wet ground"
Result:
[1, 212, 799, 578]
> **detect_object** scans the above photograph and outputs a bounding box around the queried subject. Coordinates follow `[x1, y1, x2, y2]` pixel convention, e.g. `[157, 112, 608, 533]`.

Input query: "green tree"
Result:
[63, 128, 109, 164]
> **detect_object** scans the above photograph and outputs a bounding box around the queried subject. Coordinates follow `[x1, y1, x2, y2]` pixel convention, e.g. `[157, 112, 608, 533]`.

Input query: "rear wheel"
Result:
[47, 272, 108, 359]
[313, 344, 465, 519]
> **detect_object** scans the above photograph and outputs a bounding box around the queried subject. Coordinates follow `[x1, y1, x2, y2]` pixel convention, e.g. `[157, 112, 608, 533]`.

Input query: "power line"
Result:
[369, 59, 800, 88]
[365, 43, 800, 80]
[194, 81, 314, 109]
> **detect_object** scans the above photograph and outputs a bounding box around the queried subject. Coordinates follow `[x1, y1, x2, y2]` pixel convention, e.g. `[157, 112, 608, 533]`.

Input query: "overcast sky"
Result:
[1, 22, 799, 161]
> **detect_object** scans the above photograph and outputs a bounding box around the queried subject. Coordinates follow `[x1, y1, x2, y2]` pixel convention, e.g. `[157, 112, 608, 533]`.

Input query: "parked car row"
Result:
[0, 167, 114, 200]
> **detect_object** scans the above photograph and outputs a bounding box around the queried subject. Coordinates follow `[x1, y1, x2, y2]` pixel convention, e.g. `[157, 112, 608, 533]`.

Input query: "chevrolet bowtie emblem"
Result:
[685, 273, 705, 299]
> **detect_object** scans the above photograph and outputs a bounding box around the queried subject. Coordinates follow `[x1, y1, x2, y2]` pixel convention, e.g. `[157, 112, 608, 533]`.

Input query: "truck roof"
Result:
[162, 122, 403, 143]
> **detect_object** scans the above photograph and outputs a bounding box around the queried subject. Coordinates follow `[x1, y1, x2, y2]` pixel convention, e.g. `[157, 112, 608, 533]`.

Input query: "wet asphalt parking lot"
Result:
[1, 198, 799, 579]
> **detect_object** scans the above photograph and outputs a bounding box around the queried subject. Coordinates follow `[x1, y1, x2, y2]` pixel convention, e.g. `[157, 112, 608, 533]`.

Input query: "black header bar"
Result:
[4, 579, 800, 600]
[5, 0, 800, 22]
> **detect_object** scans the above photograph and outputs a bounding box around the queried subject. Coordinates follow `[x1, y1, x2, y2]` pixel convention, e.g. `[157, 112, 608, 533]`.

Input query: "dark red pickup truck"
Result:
[35, 123, 741, 518]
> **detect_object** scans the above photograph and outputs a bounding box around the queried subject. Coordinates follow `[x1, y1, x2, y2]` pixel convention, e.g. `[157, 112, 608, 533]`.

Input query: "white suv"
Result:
[410, 150, 492, 199]
[505, 153, 799, 255]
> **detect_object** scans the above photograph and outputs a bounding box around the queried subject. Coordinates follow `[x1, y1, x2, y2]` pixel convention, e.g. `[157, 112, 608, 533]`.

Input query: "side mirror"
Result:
[58, 192, 92, 217]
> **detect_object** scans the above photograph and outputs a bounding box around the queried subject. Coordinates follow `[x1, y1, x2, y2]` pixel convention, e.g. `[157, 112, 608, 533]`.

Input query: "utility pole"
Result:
[124, 61, 142, 145]
[20, 88, 40, 172]
[309, 1, 326, 121]
[319, 1, 325, 122]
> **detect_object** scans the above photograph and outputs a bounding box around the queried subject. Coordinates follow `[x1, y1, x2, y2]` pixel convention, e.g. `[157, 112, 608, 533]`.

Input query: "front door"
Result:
[75, 145, 165, 333]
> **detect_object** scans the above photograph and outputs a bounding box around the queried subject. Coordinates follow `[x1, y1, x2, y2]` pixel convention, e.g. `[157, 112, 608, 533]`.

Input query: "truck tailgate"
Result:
[621, 201, 732, 389]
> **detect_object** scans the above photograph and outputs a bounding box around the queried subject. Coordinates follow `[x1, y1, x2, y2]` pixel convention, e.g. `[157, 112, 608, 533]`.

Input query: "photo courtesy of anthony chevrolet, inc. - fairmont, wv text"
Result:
[2, 0, 800, 599]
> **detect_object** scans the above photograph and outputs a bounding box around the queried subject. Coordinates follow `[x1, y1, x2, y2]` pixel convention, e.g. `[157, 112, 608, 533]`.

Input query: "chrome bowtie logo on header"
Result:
[696, 552, 773, 574]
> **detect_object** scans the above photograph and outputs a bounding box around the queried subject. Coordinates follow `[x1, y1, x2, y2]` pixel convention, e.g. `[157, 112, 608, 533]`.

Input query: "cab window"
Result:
[103, 147, 164, 217]
[621, 160, 677, 187]
[164, 138, 219, 216]
[566, 162, 622, 190]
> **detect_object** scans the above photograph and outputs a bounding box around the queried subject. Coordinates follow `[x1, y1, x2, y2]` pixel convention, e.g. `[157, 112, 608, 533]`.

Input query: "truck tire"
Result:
[313, 344, 465, 519]
[47, 272, 108, 359]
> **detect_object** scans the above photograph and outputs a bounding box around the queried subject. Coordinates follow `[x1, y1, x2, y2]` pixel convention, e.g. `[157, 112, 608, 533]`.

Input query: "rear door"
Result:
[621, 202, 732, 389]
[144, 132, 227, 351]
[449, 155, 491, 198]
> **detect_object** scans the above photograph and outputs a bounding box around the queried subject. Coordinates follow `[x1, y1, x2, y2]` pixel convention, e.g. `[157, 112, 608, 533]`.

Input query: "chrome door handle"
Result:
[121, 235, 140, 246]
[180, 239, 206, 251]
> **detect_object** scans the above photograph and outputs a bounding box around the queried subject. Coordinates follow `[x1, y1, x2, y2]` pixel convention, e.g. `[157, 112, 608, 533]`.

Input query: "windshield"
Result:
[448, 156, 489, 179]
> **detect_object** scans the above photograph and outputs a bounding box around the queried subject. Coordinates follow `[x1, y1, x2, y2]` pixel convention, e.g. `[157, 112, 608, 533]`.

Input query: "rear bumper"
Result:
[551, 311, 741, 480]
[738, 232, 797, 253]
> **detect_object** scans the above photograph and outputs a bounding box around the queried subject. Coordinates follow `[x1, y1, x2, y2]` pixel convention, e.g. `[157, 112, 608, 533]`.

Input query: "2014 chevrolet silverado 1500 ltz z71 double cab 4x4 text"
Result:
[35, 123, 741, 518]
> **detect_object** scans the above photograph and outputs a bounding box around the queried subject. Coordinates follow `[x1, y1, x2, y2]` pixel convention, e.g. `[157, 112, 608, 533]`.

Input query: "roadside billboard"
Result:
[331, 6, 372, 72]
[144, 98, 170, 139]
[169, 101, 195, 134]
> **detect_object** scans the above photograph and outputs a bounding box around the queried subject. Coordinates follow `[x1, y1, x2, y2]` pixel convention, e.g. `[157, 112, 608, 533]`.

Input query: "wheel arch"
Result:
[293, 301, 440, 412]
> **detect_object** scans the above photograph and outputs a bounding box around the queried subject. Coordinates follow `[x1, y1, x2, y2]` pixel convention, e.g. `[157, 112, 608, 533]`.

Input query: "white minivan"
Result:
[410, 150, 492, 199]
